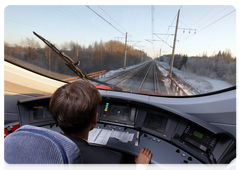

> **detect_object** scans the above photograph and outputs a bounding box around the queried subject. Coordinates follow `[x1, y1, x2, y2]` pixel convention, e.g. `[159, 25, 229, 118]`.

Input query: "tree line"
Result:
[160, 49, 236, 85]
[4, 37, 151, 79]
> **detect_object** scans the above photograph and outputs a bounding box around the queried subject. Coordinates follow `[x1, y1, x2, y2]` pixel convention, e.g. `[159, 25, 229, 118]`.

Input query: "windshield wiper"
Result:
[33, 31, 123, 91]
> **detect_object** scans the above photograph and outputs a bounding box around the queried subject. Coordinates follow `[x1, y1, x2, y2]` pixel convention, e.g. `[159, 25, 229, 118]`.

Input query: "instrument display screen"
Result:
[100, 103, 136, 126]
[193, 131, 204, 139]
[143, 111, 168, 133]
[30, 105, 53, 124]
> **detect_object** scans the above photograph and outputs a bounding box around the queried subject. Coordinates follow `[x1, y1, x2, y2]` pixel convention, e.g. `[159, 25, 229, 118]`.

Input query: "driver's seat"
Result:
[4, 125, 83, 164]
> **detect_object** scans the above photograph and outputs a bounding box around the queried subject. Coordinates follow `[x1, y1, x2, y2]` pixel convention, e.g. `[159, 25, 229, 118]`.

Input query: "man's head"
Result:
[49, 80, 102, 135]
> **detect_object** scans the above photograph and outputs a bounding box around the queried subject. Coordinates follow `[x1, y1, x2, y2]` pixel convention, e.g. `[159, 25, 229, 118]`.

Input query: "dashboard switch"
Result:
[173, 133, 180, 140]
[181, 153, 186, 157]
[135, 128, 140, 146]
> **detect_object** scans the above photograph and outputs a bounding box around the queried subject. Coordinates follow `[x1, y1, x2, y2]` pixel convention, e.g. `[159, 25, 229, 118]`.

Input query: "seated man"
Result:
[49, 80, 152, 164]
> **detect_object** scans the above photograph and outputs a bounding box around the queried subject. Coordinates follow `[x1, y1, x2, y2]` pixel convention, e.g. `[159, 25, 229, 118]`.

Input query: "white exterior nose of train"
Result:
[0, 59, 65, 124]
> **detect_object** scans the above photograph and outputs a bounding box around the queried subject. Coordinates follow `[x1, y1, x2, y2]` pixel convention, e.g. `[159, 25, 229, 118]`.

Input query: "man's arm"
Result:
[135, 148, 152, 164]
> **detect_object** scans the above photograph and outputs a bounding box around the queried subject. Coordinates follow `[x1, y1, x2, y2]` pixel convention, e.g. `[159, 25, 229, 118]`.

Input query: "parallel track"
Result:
[94, 62, 151, 86]
[94, 61, 171, 95]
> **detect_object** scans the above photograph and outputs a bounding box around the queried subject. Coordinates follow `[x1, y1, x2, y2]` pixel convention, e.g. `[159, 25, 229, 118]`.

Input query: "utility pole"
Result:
[159, 48, 161, 61]
[48, 47, 51, 71]
[141, 50, 143, 63]
[101, 41, 102, 70]
[123, 32, 127, 69]
[169, 9, 180, 78]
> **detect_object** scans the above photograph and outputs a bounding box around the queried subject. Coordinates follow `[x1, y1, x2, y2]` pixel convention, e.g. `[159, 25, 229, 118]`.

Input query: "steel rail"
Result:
[154, 62, 159, 93]
[113, 62, 151, 86]
[95, 62, 150, 86]
[137, 62, 153, 91]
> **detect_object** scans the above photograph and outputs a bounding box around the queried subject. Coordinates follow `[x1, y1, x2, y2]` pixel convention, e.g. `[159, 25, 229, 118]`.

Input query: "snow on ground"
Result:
[104, 62, 148, 78]
[157, 61, 233, 95]
[96, 61, 149, 82]
[95, 60, 233, 95]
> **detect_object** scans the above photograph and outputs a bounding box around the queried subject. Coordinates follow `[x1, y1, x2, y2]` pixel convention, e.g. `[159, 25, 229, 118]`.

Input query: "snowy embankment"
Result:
[96, 61, 149, 82]
[104, 61, 149, 77]
[156, 61, 233, 95]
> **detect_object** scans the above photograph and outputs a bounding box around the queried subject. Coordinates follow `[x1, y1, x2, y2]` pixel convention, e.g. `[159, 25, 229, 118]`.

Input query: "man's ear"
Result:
[92, 112, 98, 125]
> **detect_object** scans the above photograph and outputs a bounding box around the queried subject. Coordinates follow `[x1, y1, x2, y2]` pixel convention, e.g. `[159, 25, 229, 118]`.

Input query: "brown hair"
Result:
[49, 80, 102, 135]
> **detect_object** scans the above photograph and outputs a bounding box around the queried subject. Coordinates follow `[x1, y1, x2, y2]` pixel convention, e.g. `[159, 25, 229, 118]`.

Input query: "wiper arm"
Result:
[33, 31, 123, 91]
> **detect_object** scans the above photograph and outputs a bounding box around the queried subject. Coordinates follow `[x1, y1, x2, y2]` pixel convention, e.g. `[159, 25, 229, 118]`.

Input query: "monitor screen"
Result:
[100, 103, 136, 125]
[30, 105, 53, 124]
[193, 131, 204, 139]
[143, 111, 168, 133]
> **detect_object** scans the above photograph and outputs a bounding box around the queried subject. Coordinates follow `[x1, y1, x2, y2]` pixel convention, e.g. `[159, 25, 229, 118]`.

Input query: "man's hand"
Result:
[135, 148, 152, 164]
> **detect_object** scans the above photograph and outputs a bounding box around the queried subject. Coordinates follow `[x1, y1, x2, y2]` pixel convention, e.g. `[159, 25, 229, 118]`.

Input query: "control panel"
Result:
[17, 95, 236, 164]
[100, 102, 137, 126]
[180, 124, 218, 153]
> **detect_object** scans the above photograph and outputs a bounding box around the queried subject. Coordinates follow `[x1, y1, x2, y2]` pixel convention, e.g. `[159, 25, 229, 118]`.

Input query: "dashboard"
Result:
[17, 94, 236, 164]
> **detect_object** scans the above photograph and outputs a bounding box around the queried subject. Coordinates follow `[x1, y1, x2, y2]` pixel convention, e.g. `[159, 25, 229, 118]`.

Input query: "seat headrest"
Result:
[4, 125, 83, 164]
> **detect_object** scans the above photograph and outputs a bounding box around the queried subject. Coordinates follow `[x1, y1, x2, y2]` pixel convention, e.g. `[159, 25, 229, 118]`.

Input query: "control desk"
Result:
[17, 94, 236, 164]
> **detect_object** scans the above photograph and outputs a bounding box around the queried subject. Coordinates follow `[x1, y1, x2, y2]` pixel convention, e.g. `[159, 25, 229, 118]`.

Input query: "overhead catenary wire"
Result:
[153, 33, 172, 48]
[152, 5, 155, 57]
[179, 9, 236, 43]
[86, 5, 125, 36]
[152, 5, 181, 55]
[5, 18, 78, 42]
[57, 6, 113, 36]
[98, 5, 127, 33]
[177, 6, 231, 44]
[160, 12, 178, 49]
[86, 6, 143, 54]
[96, 6, 142, 47]
[195, 6, 230, 29]
[40, 6, 113, 38]
[190, 6, 217, 27]
[197, 9, 236, 33]
[179, 21, 192, 29]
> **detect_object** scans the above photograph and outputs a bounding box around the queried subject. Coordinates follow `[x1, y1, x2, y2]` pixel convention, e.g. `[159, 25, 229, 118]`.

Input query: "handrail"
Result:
[62, 70, 106, 82]
[169, 77, 188, 96]
[156, 63, 188, 96]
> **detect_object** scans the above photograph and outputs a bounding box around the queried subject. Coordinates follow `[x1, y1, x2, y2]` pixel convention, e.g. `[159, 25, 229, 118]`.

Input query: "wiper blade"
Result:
[33, 31, 123, 91]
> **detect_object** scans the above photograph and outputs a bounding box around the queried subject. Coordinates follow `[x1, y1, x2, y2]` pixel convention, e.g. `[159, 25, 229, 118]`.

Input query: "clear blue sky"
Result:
[3, 1, 238, 58]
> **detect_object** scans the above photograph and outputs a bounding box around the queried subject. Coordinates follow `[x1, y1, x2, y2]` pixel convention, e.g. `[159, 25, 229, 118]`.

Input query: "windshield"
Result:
[4, 5, 236, 96]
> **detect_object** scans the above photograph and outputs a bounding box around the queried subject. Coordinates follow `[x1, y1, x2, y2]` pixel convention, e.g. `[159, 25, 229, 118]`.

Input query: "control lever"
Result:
[135, 127, 141, 146]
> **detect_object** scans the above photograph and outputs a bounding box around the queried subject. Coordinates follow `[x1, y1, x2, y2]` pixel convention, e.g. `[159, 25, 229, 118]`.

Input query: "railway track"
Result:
[137, 61, 171, 94]
[93, 62, 151, 86]
[93, 61, 172, 95]
[137, 62, 154, 92]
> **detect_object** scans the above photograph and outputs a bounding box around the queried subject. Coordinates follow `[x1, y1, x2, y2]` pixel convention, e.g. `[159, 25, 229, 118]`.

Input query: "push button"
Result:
[181, 154, 186, 157]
